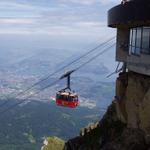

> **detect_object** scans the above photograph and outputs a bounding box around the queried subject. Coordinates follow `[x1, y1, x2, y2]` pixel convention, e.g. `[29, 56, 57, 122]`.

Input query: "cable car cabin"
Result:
[56, 91, 79, 108]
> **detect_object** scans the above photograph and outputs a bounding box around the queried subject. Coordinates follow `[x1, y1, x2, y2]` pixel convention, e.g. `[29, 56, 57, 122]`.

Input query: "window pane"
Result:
[132, 29, 136, 46]
[135, 28, 141, 55]
[129, 27, 150, 55]
[135, 47, 140, 55]
[142, 27, 150, 53]
[136, 28, 142, 48]
[130, 29, 133, 46]
[129, 29, 133, 55]
[131, 28, 136, 53]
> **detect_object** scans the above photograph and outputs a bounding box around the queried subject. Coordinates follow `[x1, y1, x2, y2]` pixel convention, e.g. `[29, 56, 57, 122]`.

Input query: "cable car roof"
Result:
[57, 91, 78, 97]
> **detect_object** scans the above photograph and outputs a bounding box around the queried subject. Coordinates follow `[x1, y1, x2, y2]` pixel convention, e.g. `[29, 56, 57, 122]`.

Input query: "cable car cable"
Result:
[14, 36, 115, 94]
[75, 43, 116, 72]
[0, 36, 115, 108]
[0, 42, 116, 116]
[0, 79, 60, 116]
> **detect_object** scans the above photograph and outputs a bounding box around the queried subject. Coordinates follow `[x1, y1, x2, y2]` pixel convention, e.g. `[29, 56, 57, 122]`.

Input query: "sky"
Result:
[0, 0, 121, 48]
[0, 0, 122, 74]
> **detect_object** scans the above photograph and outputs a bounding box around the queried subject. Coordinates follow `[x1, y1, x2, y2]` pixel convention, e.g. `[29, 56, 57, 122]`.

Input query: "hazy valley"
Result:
[0, 46, 115, 150]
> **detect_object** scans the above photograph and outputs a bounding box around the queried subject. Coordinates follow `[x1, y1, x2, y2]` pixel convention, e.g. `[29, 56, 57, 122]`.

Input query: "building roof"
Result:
[108, 0, 150, 28]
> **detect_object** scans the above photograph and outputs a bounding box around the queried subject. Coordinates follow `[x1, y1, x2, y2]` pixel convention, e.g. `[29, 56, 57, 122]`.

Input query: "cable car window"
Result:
[75, 97, 78, 101]
[73, 96, 77, 101]
[66, 96, 68, 101]
[57, 94, 60, 99]
[56, 94, 59, 99]
[60, 95, 63, 99]
[67, 96, 70, 101]
[72, 96, 75, 101]
[64, 95, 67, 101]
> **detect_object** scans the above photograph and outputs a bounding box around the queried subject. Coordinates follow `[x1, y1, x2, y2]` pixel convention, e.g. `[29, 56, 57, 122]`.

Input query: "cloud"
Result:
[0, 1, 35, 11]
[0, 0, 117, 51]
[100, 0, 120, 5]
[75, 21, 106, 28]
[0, 0, 116, 40]
[60, 0, 96, 5]
[59, 0, 120, 5]
[0, 18, 35, 24]
[0, 29, 32, 34]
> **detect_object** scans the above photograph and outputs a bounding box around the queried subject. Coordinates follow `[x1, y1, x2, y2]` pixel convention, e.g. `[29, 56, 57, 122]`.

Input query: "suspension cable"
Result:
[0, 36, 115, 108]
[0, 79, 60, 116]
[75, 43, 116, 71]
[0, 42, 116, 116]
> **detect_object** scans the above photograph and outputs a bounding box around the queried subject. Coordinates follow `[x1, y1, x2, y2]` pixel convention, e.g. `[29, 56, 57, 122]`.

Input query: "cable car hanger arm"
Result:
[59, 69, 76, 80]
[59, 69, 76, 91]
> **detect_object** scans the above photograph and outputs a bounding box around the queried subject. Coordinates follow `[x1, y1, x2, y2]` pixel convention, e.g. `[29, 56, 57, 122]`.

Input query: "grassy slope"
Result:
[42, 137, 65, 150]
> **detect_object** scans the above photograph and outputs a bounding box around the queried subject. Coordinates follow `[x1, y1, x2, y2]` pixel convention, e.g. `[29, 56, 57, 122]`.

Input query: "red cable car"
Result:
[56, 91, 79, 108]
[56, 70, 79, 108]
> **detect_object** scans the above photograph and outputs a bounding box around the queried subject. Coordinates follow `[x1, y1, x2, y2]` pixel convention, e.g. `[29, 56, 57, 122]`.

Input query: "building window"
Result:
[129, 27, 150, 55]
[129, 29, 133, 55]
[135, 28, 142, 55]
[142, 27, 150, 54]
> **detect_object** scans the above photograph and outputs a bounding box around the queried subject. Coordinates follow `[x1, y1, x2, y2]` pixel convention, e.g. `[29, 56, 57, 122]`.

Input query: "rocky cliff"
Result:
[64, 71, 150, 150]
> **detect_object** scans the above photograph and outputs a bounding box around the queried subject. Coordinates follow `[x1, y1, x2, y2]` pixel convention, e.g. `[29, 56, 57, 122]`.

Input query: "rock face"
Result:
[64, 71, 150, 150]
[115, 72, 150, 137]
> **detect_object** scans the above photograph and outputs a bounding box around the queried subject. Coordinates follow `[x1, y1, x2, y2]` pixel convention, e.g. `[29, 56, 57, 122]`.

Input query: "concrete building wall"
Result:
[116, 28, 150, 76]
[116, 28, 129, 62]
[127, 63, 150, 76]
[127, 54, 150, 76]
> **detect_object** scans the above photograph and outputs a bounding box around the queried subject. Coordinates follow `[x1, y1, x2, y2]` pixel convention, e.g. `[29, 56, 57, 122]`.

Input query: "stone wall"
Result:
[115, 71, 150, 139]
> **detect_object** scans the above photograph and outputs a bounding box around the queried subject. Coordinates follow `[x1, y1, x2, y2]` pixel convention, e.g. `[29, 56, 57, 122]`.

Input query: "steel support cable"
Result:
[0, 36, 115, 108]
[74, 43, 116, 72]
[65, 39, 115, 71]
[0, 79, 60, 116]
[58, 41, 116, 79]
[0, 42, 116, 116]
